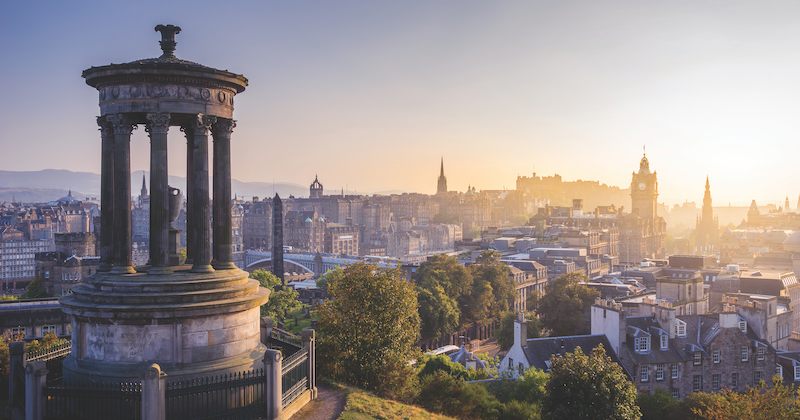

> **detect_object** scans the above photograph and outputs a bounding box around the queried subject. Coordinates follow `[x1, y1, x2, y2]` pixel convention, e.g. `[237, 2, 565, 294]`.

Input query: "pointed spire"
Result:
[705, 176, 710, 191]
[440, 156, 445, 176]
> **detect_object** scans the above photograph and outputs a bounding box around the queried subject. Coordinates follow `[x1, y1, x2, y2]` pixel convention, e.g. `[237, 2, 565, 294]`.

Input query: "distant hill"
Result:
[0, 170, 309, 201]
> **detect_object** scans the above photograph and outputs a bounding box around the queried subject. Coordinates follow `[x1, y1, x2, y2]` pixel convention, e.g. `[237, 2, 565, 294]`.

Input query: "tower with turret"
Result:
[695, 177, 719, 251]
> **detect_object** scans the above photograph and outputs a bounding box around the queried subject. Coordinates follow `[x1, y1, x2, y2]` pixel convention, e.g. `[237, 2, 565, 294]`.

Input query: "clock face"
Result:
[638, 182, 647, 190]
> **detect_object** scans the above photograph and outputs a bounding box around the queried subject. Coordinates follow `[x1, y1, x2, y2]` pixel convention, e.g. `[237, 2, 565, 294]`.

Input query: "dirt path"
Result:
[289, 382, 347, 420]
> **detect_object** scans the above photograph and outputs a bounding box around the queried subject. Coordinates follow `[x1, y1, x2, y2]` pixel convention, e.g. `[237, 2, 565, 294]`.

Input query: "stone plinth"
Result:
[60, 266, 269, 382]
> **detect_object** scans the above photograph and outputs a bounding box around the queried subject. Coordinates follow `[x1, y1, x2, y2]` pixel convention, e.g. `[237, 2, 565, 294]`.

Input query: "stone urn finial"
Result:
[155, 24, 182, 58]
[169, 187, 182, 223]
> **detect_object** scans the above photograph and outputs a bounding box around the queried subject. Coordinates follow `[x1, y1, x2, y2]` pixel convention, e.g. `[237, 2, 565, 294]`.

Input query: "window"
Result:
[10, 326, 26, 336]
[676, 321, 687, 337]
[671, 389, 680, 400]
[508, 358, 513, 368]
[739, 321, 747, 334]
[694, 352, 702, 365]
[757, 347, 765, 361]
[776, 365, 783, 379]
[41, 325, 56, 335]
[731, 372, 739, 388]
[693, 375, 702, 392]
[795, 365, 800, 381]
[712, 374, 721, 390]
[635, 337, 650, 353]
[755, 371, 763, 383]
[641, 366, 649, 382]
[741, 346, 749, 362]
[687, 304, 692, 315]
[660, 334, 668, 350]
[713, 349, 720, 364]
[671, 364, 680, 379]
[656, 364, 664, 381]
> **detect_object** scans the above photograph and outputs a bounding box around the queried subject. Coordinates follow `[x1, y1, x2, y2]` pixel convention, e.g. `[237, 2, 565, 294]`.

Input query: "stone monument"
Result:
[60, 25, 270, 383]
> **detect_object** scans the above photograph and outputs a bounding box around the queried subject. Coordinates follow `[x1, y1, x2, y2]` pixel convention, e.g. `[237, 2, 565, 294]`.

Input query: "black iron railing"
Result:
[44, 381, 142, 420]
[27, 341, 71, 385]
[281, 347, 309, 408]
[165, 369, 266, 420]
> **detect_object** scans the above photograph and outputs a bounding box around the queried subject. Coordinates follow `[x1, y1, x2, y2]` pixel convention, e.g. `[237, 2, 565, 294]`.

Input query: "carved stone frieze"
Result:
[99, 84, 235, 107]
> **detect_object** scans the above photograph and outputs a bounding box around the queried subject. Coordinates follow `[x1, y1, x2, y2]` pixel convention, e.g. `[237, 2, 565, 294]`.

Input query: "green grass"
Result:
[339, 387, 455, 420]
[283, 306, 317, 334]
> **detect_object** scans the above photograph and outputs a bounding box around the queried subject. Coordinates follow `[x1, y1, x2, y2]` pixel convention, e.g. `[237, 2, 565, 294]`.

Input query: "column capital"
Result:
[212, 119, 236, 138]
[145, 113, 171, 135]
[188, 114, 217, 136]
[106, 114, 138, 135]
[96, 116, 113, 132]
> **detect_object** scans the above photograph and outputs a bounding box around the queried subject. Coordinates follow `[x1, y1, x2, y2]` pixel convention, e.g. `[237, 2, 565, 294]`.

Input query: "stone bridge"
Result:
[244, 251, 399, 277]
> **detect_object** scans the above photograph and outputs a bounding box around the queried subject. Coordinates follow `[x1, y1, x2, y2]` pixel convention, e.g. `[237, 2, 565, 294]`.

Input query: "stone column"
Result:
[212, 119, 236, 270]
[25, 361, 48, 420]
[189, 114, 215, 273]
[181, 125, 195, 265]
[97, 117, 114, 272]
[263, 349, 283, 420]
[142, 363, 166, 420]
[146, 113, 172, 275]
[302, 329, 317, 399]
[8, 341, 25, 413]
[107, 114, 137, 274]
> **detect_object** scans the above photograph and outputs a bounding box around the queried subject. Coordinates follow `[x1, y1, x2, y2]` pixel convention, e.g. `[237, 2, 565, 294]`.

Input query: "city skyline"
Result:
[2, 1, 800, 206]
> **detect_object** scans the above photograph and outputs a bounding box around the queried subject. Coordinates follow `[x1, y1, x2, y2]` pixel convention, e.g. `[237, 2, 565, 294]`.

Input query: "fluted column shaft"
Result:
[190, 115, 215, 273]
[97, 117, 114, 272]
[146, 113, 172, 274]
[212, 119, 236, 270]
[107, 114, 137, 274]
[182, 125, 195, 265]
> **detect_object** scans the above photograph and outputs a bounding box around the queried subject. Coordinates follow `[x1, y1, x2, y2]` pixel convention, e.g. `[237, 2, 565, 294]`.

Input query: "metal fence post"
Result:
[263, 349, 282, 420]
[24, 361, 47, 420]
[302, 329, 317, 399]
[142, 363, 165, 420]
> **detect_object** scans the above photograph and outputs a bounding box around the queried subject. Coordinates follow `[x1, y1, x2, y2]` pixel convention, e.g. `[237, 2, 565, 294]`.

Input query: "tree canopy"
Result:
[470, 251, 515, 316]
[316, 262, 420, 398]
[527, 271, 599, 336]
[496, 311, 541, 351]
[250, 269, 302, 322]
[542, 344, 640, 420]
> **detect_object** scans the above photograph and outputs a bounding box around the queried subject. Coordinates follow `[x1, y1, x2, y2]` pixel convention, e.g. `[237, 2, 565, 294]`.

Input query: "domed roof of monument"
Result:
[83, 24, 247, 93]
[57, 190, 79, 204]
[722, 228, 734, 236]
[783, 231, 800, 245]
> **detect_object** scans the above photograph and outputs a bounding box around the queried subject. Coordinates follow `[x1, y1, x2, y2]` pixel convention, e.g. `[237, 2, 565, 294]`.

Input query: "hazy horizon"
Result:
[2, 1, 799, 207]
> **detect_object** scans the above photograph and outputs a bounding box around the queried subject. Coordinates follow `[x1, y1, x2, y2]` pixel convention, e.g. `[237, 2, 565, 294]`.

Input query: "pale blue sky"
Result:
[1, 1, 799, 206]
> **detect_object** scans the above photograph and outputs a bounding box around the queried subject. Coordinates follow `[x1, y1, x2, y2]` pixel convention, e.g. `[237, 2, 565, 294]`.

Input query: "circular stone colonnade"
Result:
[60, 25, 270, 383]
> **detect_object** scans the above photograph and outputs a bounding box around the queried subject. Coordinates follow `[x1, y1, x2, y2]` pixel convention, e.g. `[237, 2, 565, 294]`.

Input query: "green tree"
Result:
[512, 214, 530, 226]
[692, 376, 800, 420]
[316, 262, 420, 399]
[432, 212, 460, 225]
[249, 269, 302, 322]
[417, 354, 470, 381]
[542, 345, 641, 420]
[470, 251, 515, 316]
[21, 276, 48, 299]
[528, 272, 599, 336]
[496, 311, 541, 351]
[416, 371, 503, 419]
[315, 265, 344, 289]
[636, 388, 681, 420]
[414, 254, 473, 304]
[416, 283, 460, 342]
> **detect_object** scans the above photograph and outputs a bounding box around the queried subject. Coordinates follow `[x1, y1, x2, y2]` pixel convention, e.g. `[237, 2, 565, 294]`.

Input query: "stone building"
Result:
[325, 223, 359, 256]
[284, 208, 326, 253]
[36, 232, 100, 295]
[0, 297, 71, 340]
[592, 301, 778, 399]
[619, 154, 667, 265]
[0, 226, 50, 291]
[242, 197, 272, 250]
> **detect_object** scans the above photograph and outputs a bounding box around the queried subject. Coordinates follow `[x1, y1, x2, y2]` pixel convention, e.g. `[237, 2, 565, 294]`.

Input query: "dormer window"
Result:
[660, 334, 668, 350]
[676, 320, 687, 338]
[635, 336, 650, 353]
[739, 321, 747, 334]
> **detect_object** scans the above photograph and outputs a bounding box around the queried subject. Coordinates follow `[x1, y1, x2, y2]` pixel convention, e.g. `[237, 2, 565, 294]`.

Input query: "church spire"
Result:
[141, 173, 148, 198]
[437, 157, 448, 195]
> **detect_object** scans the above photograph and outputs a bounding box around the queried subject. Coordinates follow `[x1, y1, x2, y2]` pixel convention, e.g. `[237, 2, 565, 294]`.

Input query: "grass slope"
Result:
[339, 388, 455, 420]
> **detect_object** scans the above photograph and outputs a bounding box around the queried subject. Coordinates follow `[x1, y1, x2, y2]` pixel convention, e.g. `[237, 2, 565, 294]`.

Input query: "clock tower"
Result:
[630, 154, 658, 221]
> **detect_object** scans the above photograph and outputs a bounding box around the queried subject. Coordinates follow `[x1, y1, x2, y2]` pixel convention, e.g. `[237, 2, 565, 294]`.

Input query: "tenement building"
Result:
[36, 232, 100, 295]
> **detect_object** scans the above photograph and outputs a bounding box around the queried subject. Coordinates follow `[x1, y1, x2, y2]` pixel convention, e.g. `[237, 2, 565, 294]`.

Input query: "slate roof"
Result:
[522, 334, 630, 379]
[622, 316, 685, 366]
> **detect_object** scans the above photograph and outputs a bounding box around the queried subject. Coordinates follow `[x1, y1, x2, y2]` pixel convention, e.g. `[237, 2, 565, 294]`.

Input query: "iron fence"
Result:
[44, 381, 142, 420]
[281, 347, 309, 408]
[165, 369, 266, 420]
[269, 328, 302, 353]
[27, 341, 71, 385]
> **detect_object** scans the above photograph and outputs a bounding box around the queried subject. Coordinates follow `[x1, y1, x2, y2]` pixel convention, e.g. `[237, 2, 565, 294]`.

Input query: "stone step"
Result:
[70, 280, 261, 305]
